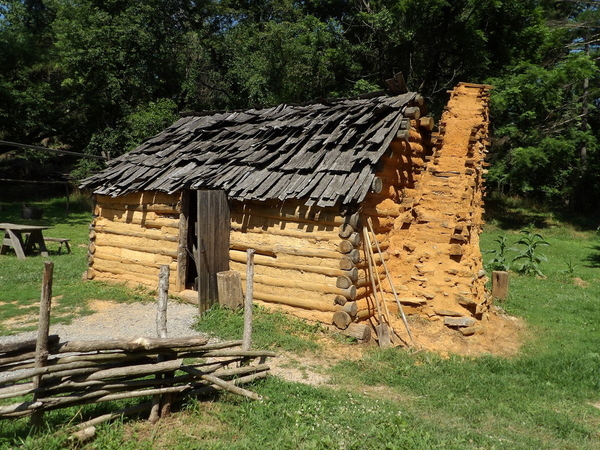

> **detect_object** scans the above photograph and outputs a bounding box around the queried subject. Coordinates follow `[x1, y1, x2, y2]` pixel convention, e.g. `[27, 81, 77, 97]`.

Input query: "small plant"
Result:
[512, 227, 550, 277]
[485, 235, 516, 271]
[561, 259, 578, 277]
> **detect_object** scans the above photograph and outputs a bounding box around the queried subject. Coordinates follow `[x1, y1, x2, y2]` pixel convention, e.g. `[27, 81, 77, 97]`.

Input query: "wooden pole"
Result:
[31, 261, 53, 429]
[367, 217, 414, 345]
[150, 265, 170, 423]
[242, 249, 255, 351]
[156, 265, 169, 339]
[362, 228, 391, 347]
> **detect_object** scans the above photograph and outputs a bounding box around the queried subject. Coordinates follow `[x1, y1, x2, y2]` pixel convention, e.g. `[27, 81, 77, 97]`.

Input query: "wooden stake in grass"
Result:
[150, 265, 171, 423]
[492, 271, 509, 300]
[31, 261, 53, 430]
[242, 249, 255, 351]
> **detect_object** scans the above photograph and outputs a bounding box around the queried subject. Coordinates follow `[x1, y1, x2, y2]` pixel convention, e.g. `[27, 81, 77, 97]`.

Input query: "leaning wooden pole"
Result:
[242, 249, 255, 351]
[31, 261, 53, 430]
[362, 228, 391, 348]
[367, 218, 414, 345]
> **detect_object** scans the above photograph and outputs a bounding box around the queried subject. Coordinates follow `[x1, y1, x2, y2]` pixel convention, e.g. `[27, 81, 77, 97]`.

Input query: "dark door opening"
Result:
[185, 190, 198, 290]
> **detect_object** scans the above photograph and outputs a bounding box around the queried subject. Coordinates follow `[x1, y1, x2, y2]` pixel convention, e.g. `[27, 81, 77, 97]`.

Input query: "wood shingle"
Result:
[81, 93, 418, 206]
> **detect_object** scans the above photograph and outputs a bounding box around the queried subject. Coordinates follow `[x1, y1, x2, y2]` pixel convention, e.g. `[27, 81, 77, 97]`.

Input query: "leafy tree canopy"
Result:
[0, 0, 598, 209]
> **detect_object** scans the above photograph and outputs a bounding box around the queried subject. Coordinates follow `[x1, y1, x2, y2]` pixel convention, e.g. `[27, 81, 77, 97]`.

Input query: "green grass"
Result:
[195, 305, 325, 354]
[0, 198, 599, 449]
[0, 196, 153, 334]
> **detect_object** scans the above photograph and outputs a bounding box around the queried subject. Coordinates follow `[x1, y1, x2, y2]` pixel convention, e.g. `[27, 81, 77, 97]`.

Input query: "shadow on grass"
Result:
[0, 196, 92, 227]
[484, 194, 600, 232]
[583, 244, 600, 268]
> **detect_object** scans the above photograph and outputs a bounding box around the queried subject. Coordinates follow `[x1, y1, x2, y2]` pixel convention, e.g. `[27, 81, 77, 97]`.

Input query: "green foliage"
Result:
[487, 26, 600, 207]
[512, 228, 551, 277]
[561, 259, 578, 277]
[485, 227, 551, 277]
[1, 0, 599, 211]
[484, 235, 516, 271]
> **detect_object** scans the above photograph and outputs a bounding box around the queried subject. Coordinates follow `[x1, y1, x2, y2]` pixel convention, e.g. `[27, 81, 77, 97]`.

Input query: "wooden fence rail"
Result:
[0, 262, 272, 440]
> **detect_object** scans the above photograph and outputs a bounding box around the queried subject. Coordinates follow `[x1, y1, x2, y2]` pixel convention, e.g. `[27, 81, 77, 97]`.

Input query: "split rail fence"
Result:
[0, 259, 273, 438]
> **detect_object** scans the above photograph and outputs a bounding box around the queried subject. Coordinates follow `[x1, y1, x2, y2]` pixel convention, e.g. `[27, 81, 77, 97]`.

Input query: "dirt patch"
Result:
[269, 338, 369, 386]
[573, 277, 589, 287]
[392, 309, 526, 357]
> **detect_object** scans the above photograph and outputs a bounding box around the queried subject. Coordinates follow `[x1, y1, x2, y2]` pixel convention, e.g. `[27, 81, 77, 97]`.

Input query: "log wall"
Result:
[229, 200, 364, 323]
[88, 191, 182, 291]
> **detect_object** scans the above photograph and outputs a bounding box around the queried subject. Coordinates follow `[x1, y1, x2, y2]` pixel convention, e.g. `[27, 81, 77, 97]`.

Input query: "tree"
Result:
[486, 1, 600, 208]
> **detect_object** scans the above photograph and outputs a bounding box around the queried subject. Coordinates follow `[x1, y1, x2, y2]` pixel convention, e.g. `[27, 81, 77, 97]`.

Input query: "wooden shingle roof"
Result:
[81, 92, 418, 207]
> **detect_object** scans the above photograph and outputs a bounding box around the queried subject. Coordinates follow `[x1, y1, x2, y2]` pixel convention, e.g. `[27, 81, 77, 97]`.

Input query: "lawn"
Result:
[0, 197, 599, 449]
[0, 195, 153, 334]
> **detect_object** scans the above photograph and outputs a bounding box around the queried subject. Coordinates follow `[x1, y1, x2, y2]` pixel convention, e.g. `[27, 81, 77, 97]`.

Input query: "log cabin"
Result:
[80, 82, 493, 337]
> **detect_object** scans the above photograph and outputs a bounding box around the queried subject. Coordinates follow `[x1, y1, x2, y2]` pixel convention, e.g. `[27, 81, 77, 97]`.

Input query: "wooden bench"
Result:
[44, 237, 71, 254]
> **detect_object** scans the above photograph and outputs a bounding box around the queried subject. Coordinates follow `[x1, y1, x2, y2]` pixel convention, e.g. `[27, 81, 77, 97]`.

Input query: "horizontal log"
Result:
[96, 191, 180, 205]
[184, 370, 269, 399]
[93, 242, 178, 258]
[200, 373, 261, 401]
[230, 202, 344, 227]
[95, 210, 179, 228]
[339, 240, 356, 254]
[360, 205, 402, 217]
[92, 253, 177, 272]
[395, 130, 409, 141]
[199, 350, 277, 358]
[0, 335, 59, 355]
[1, 351, 153, 373]
[54, 337, 208, 354]
[371, 177, 383, 194]
[230, 222, 338, 242]
[336, 275, 354, 289]
[97, 203, 180, 214]
[339, 257, 356, 270]
[356, 274, 386, 288]
[334, 295, 347, 306]
[230, 239, 344, 260]
[418, 116, 435, 131]
[344, 323, 372, 340]
[250, 291, 340, 312]
[332, 311, 352, 330]
[343, 212, 361, 230]
[239, 273, 356, 299]
[338, 223, 355, 238]
[404, 106, 421, 120]
[89, 262, 176, 290]
[95, 227, 178, 243]
[229, 250, 356, 280]
[342, 301, 358, 317]
[85, 359, 182, 381]
[74, 401, 153, 432]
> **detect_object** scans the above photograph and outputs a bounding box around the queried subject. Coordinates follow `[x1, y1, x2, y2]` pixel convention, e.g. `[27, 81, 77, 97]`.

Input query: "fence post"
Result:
[149, 265, 170, 423]
[242, 249, 255, 351]
[31, 261, 53, 430]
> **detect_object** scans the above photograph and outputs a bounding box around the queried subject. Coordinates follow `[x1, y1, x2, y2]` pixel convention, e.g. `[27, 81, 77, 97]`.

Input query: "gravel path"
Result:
[0, 300, 206, 345]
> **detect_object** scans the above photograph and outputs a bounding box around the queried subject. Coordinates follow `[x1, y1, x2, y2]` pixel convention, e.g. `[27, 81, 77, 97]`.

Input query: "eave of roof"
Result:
[80, 92, 418, 207]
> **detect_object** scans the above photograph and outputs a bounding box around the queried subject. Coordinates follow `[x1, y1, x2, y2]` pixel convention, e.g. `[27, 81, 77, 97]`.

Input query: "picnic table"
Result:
[0, 223, 52, 259]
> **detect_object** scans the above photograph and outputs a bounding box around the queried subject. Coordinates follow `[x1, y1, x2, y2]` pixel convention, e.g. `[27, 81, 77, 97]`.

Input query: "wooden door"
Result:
[196, 190, 230, 314]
